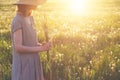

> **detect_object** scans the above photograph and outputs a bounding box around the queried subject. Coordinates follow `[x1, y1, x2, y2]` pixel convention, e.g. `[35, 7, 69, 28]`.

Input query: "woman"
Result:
[11, 0, 50, 80]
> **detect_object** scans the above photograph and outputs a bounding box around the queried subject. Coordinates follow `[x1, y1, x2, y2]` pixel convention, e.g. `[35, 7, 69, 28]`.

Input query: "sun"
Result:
[68, 0, 89, 14]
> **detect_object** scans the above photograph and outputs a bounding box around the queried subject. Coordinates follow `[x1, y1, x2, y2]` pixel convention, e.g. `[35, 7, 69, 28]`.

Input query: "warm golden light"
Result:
[68, 0, 91, 14]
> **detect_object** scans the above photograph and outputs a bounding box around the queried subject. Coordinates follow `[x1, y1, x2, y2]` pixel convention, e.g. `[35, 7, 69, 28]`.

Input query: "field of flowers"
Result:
[0, 0, 120, 80]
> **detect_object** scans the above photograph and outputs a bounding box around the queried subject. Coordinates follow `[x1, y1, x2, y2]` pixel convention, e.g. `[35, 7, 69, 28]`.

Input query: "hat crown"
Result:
[15, 0, 46, 6]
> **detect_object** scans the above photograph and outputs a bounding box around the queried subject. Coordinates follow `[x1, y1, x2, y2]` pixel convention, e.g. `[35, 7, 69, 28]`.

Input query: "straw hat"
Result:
[14, 0, 46, 6]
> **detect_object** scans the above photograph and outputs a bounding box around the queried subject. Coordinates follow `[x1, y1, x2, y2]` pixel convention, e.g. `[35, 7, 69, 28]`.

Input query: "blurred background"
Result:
[0, 0, 120, 80]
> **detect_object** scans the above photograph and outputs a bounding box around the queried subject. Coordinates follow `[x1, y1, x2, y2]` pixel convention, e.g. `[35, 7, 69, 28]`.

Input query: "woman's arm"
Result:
[13, 29, 51, 53]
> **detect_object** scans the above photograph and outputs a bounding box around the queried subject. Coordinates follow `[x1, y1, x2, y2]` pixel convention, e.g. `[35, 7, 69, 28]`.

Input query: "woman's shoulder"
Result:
[11, 14, 23, 33]
[12, 14, 24, 26]
[13, 14, 23, 21]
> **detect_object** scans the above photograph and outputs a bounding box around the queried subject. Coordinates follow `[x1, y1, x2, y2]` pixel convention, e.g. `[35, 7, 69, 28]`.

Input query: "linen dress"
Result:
[11, 14, 44, 80]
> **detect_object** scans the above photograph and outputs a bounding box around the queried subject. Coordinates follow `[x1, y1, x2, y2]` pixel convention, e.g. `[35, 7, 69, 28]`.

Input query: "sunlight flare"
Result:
[68, 0, 90, 14]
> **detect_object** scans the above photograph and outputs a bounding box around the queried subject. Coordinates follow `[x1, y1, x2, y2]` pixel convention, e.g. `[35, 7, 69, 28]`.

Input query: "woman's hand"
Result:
[41, 42, 51, 51]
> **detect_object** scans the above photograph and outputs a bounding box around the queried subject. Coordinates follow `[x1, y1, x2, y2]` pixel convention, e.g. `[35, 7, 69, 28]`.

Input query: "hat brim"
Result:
[13, 2, 39, 6]
[13, 0, 46, 6]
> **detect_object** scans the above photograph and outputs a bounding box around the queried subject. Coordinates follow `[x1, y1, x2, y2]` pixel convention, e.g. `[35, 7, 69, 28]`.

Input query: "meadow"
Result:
[0, 0, 120, 80]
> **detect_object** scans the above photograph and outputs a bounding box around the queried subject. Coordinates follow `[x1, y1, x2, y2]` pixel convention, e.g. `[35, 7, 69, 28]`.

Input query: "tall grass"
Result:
[0, 0, 120, 80]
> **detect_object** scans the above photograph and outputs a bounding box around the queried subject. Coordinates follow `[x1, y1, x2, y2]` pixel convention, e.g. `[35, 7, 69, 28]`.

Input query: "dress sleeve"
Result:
[11, 19, 22, 33]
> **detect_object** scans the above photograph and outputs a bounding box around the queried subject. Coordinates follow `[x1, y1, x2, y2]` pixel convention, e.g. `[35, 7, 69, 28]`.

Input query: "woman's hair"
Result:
[17, 4, 37, 16]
